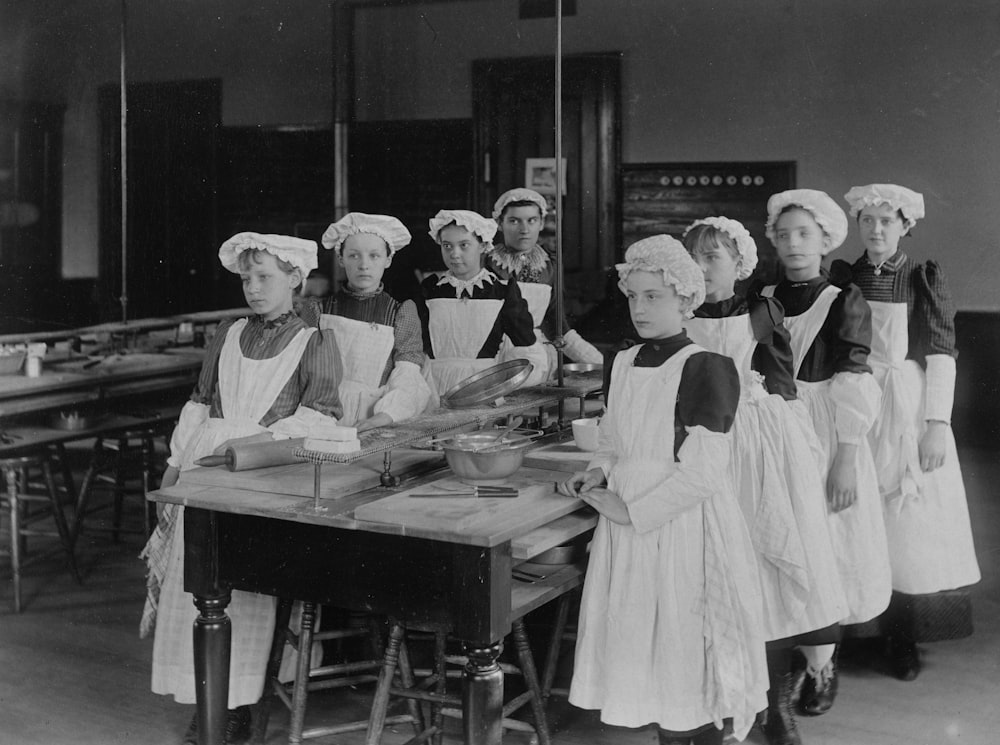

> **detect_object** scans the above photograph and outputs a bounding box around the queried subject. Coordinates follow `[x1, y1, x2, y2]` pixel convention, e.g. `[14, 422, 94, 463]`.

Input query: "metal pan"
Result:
[441, 359, 534, 408]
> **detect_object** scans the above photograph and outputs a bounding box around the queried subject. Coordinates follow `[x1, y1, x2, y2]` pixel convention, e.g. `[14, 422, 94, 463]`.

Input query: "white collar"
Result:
[490, 244, 550, 276]
[436, 268, 497, 297]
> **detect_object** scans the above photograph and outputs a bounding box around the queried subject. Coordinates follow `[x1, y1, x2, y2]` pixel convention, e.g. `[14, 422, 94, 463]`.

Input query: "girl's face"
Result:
[692, 240, 741, 303]
[439, 224, 486, 281]
[240, 252, 300, 321]
[773, 207, 830, 279]
[500, 205, 543, 253]
[625, 270, 684, 339]
[339, 233, 391, 293]
[858, 203, 908, 262]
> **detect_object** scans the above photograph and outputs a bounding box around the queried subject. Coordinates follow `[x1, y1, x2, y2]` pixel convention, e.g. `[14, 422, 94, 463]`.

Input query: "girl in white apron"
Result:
[140, 233, 342, 743]
[559, 236, 767, 745]
[308, 212, 432, 430]
[763, 190, 891, 724]
[486, 187, 603, 376]
[842, 184, 979, 681]
[419, 209, 548, 396]
[683, 217, 847, 745]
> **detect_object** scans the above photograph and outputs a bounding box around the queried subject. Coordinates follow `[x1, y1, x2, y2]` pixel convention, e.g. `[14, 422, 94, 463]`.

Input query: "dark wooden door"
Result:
[472, 53, 621, 273]
[99, 79, 221, 320]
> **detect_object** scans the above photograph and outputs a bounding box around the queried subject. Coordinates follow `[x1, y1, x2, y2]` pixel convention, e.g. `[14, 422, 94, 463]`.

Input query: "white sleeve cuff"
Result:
[373, 361, 434, 423]
[924, 354, 957, 423]
[268, 405, 338, 439]
[562, 329, 603, 364]
[166, 401, 210, 468]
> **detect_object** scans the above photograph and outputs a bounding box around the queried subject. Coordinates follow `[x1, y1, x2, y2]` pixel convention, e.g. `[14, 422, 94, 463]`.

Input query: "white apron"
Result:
[685, 315, 847, 640]
[151, 319, 315, 707]
[320, 314, 395, 426]
[867, 302, 980, 594]
[569, 344, 766, 738]
[424, 297, 503, 395]
[765, 285, 892, 624]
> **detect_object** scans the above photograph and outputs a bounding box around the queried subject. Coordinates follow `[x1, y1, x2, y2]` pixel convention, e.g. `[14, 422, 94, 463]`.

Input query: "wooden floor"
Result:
[1, 446, 998, 745]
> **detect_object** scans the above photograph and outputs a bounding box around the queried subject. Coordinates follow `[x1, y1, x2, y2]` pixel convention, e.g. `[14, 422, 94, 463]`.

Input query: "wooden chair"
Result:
[73, 423, 169, 542]
[1, 452, 82, 612]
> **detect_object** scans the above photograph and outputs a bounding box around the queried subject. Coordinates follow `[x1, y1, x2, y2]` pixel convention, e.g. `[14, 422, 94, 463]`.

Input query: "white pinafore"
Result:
[518, 281, 556, 378]
[151, 319, 315, 707]
[569, 343, 767, 739]
[319, 314, 395, 426]
[424, 296, 505, 395]
[763, 285, 892, 624]
[866, 302, 980, 594]
[685, 315, 847, 640]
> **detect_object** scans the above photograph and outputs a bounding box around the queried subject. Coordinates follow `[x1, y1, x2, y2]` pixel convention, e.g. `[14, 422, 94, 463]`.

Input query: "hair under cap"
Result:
[844, 184, 925, 230]
[428, 210, 498, 249]
[321, 212, 412, 255]
[218, 232, 318, 276]
[491, 188, 549, 222]
[616, 235, 706, 316]
[683, 216, 758, 280]
[765, 189, 849, 253]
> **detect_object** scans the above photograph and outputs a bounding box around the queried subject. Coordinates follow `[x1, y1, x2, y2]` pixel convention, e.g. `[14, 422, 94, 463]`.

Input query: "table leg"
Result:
[461, 641, 504, 745]
[194, 591, 232, 745]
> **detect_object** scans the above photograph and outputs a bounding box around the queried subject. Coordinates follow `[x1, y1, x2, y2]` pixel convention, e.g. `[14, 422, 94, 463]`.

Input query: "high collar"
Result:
[695, 294, 747, 318]
[251, 309, 297, 329]
[860, 249, 907, 275]
[340, 281, 385, 300]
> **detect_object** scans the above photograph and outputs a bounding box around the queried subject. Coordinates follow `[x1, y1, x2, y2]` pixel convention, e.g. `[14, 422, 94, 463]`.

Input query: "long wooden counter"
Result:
[150, 431, 596, 745]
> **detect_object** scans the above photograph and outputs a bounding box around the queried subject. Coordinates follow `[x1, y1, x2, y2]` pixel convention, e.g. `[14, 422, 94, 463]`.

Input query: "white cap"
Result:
[218, 232, 318, 276]
[765, 189, 849, 252]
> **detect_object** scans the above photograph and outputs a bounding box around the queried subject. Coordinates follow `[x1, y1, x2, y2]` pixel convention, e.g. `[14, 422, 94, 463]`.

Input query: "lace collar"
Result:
[489, 244, 550, 277]
[436, 268, 496, 298]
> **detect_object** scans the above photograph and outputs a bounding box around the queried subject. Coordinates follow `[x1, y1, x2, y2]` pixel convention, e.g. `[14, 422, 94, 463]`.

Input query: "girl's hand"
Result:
[558, 468, 606, 497]
[578, 487, 631, 525]
[211, 432, 274, 455]
[827, 443, 858, 513]
[919, 421, 949, 472]
[357, 413, 393, 433]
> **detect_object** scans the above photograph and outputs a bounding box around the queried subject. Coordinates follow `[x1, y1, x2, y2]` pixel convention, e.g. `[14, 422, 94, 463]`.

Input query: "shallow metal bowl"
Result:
[441, 432, 534, 483]
[441, 360, 533, 408]
[562, 362, 602, 375]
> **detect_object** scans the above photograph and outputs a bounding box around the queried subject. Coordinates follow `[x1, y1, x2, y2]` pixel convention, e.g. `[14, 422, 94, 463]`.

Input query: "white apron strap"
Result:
[763, 284, 840, 379]
[320, 314, 395, 383]
[519, 282, 552, 329]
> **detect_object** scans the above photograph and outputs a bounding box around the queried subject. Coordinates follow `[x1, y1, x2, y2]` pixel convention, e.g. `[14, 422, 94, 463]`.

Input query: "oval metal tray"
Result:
[441, 359, 533, 408]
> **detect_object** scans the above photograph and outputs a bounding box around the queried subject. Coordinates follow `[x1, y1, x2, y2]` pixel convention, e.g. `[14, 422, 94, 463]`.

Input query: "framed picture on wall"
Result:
[524, 157, 567, 195]
[622, 161, 795, 284]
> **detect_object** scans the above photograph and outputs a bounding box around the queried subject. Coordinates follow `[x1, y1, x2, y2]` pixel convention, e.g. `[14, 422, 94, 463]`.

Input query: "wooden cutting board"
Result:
[354, 467, 579, 538]
[522, 441, 596, 472]
[180, 448, 444, 499]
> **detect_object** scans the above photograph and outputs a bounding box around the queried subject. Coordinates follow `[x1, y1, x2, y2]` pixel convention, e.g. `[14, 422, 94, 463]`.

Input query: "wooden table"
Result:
[151, 446, 594, 745]
[0, 351, 203, 419]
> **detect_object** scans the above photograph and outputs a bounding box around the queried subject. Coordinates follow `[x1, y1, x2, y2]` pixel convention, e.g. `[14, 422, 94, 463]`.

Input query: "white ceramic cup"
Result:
[572, 417, 600, 451]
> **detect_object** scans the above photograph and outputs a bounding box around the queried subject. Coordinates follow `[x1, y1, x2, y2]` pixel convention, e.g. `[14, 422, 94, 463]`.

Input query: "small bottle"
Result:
[25, 355, 42, 378]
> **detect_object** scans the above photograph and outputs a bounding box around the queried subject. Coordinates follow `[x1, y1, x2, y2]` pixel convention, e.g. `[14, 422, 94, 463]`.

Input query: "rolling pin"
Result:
[194, 438, 307, 471]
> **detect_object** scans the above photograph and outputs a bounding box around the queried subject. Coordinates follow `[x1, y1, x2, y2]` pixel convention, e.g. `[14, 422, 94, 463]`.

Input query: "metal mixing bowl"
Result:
[441, 432, 534, 483]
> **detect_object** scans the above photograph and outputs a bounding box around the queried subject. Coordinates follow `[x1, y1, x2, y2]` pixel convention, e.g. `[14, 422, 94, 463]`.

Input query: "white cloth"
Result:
[570, 344, 766, 738]
[866, 302, 980, 594]
[685, 315, 848, 641]
[218, 232, 318, 276]
[166, 401, 209, 469]
[924, 354, 956, 423]
[319, 313, 430, 425]
[770, 296, 892, 623]
[765, 190, 848, 251]
[844, 184, 925, 229]
[150, 319, 314, 707]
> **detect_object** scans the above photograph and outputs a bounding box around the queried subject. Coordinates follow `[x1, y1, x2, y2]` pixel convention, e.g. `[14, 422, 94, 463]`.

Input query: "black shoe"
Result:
[888, 637, 921, 681]
[180, 706, 252, 745]
[799, 648, 838, 716]
[762, 670, 804, 745]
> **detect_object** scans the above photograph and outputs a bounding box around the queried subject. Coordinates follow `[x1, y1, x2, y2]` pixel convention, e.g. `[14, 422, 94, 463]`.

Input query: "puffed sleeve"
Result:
[499, 278, 549, 385]
[828, 283, 873, 375]
[628, 352, 739, 533]
[164, 319, 236, 467]
[295, 296, 322, 328]
[268, 329, 344, 437]
[915, 262, 958, 421]
[748, 294, 797, 400]
[372, 301, 433, 423]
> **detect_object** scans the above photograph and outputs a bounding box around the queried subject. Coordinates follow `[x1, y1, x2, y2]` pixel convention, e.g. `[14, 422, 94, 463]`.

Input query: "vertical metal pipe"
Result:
[119, 0, 128, 323]
[554, 0, 566, 421]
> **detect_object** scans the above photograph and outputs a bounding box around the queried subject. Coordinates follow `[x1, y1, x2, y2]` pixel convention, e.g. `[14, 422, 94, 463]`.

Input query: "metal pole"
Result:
[119, 0, 128, 323]
[554, 0, 566, 424]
